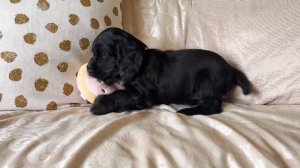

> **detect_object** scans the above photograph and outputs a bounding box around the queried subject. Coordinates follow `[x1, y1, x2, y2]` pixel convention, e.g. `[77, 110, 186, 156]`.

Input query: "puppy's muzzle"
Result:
[87, 62, 97, 77]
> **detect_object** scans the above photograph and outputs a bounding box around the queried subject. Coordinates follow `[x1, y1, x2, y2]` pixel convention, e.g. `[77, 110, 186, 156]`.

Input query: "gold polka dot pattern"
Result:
[79, 38, 90, 51]
[15, 95, 27, 108]
[80, 0, 91, 7]
[113, 7, 118, 16]
[57, 62, 68, 72]
[45, 23, 58, 33]
[69, 14, 79, 26]
[24, 33, 36, 44]
[1, 51, 17, 63]
[63, 83, 74, 96]
[46, 101, 57, 110]
[104, 15, 112, 26]
[34, 52, 49, 66]
[35, 78, 49, 92]
[0, 0, 122, 110]
[90, 18, 100, 29]
[9, 68, 22, 81]
[10, 0, 21, 4]
[37, 0, 50, 11]
[15, 14, 29, 24]
[59, 40, 71, 51]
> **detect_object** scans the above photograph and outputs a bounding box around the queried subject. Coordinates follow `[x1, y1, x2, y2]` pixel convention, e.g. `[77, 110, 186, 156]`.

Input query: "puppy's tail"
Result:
[233, 67, 252, 95]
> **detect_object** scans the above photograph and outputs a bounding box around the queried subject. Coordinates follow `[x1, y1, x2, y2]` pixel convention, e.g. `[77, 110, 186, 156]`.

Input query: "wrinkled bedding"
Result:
[0, 104, 299, 167]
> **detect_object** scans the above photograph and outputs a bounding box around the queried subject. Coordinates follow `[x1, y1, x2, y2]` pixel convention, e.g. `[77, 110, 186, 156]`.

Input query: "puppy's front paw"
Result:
[90, 96, 112, 115]
[178, 108, 199, 116]
[90, 103, 110, 115]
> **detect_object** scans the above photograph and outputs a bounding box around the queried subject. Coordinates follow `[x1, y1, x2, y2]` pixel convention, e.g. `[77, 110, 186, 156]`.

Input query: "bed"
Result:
[0, 104, 299, 167]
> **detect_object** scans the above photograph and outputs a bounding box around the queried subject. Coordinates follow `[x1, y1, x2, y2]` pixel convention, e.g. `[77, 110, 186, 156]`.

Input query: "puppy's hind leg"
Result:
[178, 98, 222, 116]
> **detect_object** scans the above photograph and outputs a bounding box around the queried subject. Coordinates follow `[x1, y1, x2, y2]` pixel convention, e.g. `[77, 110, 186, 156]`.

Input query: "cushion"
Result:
[122, 0, 300, 105]
[0, 0, 122, 110]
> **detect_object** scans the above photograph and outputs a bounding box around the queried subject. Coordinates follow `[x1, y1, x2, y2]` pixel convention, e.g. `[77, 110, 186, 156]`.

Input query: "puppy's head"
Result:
[87, 27, 147, 85]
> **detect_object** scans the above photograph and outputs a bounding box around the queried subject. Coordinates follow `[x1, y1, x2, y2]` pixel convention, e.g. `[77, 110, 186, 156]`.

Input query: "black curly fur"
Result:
[87, 28, 252, 116]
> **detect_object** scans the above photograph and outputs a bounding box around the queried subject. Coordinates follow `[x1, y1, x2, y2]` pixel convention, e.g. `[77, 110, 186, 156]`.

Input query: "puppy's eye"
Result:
[100, 55, 108, 59]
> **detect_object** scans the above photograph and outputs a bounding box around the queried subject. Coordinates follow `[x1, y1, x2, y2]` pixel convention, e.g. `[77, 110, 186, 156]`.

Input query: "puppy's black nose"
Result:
[87, 63, 95, 76]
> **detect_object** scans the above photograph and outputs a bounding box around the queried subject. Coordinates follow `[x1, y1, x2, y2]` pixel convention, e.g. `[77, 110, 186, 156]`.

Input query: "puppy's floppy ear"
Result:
[115, 32, 147, 82]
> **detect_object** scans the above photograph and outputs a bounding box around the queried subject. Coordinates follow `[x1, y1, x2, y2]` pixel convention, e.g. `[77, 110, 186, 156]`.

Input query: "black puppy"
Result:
[87, 28, 252, 116]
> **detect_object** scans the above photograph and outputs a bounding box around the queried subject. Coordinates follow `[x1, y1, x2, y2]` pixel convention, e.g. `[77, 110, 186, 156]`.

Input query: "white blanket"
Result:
[0, 104, 299, 167]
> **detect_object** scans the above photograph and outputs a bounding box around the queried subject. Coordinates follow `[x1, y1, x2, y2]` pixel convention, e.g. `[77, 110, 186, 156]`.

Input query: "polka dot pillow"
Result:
[0, 0, 122, 110]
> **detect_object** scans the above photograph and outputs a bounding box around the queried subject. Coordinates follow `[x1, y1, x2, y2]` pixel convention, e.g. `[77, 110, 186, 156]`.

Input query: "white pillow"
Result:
[0, 0, 122, 110]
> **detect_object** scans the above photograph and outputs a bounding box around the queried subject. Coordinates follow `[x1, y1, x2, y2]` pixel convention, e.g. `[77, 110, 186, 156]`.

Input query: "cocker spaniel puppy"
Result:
[87, 28, 252, 116]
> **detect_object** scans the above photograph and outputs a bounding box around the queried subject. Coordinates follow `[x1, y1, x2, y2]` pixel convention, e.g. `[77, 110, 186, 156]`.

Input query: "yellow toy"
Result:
[76, 63, 124, 103]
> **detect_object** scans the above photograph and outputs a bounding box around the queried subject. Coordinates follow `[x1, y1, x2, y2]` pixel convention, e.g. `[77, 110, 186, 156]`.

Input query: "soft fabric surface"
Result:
[0, 0, 122, 110]
[0, 105, 299, 167]
[122, 0, 300, 105]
